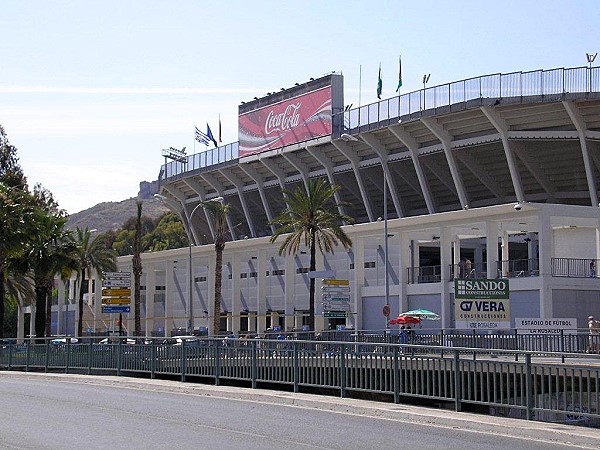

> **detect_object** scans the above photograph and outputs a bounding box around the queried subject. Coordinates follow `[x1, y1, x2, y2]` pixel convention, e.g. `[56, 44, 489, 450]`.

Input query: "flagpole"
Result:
[358, 64, 362, 109]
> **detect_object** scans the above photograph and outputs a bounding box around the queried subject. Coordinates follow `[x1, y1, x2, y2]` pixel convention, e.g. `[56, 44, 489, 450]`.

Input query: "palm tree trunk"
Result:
[77, 267, 86, 337]
[0, 269, 5, 340]
[213, 240, 224, 336]
[45, 280, 52, 337]
[309, 230, 316, 331]
[34, 283, 46, 339]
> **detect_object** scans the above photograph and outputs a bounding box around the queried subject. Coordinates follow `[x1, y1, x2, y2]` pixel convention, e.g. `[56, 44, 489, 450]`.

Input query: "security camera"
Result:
[514, 203, 522, 211]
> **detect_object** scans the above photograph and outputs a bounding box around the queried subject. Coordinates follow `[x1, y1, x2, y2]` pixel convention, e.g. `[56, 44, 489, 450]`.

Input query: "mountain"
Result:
[66, 181, 170, 233]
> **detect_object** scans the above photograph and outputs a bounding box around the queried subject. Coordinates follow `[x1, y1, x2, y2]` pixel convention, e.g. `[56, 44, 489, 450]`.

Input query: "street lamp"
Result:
[154, 194, 223, 334]
[422, 74, 431, 110]
[340, 133, 390, 329]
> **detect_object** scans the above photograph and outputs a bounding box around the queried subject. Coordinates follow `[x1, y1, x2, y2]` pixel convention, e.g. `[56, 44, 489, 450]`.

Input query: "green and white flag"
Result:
[377, 64, 382, 99]
[396, 56, 403, 92]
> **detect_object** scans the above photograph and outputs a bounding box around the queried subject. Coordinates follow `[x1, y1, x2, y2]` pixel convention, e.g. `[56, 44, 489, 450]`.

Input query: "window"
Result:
[296, 268, 309, 274]
[194, 276, 207, 283]
[240, 273, 248, 279]
[364, 261, 376, 269]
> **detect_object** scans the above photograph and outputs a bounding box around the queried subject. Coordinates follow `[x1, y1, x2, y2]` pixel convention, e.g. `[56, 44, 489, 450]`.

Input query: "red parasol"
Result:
[389, 315, 421, 325]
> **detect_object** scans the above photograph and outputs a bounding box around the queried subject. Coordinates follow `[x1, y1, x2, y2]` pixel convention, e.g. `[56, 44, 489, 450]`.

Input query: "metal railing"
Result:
[552, 258, 598, 278]
[407, 258, 541, 284]
[333, 66, 600, 136]
[160, 66, 600, 181]
[2, 336, 599, 426]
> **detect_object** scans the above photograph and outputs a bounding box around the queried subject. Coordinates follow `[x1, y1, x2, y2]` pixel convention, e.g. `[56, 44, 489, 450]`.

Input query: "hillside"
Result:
[66, 181, 170, 233]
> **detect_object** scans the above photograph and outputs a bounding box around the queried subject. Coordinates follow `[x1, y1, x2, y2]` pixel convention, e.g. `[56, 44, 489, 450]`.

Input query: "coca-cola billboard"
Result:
[238, 86, 333, 157]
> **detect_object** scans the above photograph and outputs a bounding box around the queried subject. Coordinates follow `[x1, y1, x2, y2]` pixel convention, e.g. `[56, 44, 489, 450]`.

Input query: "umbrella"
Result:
[389, 315, 421, 325]
[399, 309, 440, 321]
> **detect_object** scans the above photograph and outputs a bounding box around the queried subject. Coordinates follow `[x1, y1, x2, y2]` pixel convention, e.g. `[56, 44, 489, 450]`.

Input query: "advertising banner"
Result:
[238, 86, 332, 157]
[454, 278, 510, 329]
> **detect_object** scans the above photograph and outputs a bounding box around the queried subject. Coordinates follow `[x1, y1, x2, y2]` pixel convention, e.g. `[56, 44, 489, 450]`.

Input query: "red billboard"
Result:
[238, 86, 333, 157]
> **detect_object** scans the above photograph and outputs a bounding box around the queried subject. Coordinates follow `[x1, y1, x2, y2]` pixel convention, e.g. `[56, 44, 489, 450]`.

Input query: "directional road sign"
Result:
[104, 272, 131, 278]
[102, 279, 131, 288]
[323, 311, 348, 318]
[102, 305, 130, 314]
[102, 297, 131, 305]
[322, 302, 351, 311]
[102, 288, 131, 297]
[322, 279, 349, 286]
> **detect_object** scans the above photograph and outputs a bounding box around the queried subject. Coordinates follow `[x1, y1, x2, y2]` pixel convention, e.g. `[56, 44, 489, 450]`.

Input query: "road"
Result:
[0, 372, 597, 449]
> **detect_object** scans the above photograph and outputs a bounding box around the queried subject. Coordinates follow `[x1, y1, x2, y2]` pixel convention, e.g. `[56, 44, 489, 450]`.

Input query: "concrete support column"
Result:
[501, 231, 510, 277]
[17, 303, 25, 343]
[57, 279, 66, 335]
[486, 220, 499, 279]
[145, 266, 156, 335]
[538, 210, 553, 318]
[398, 232, 410, 314]
[353, 237, 365, 330]
[440, 227, 452, 329]
[231, 253, 242, 334]
[453, 237, 461, 278]
[166, 260, 176, 336]
[258, 249, 271, 334]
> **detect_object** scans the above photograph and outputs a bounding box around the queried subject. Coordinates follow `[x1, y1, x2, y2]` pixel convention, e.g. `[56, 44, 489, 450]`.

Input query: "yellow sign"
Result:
[322, 279, 349, 286]
[102, 297, 131, 305]
[102, 288, 131, 297]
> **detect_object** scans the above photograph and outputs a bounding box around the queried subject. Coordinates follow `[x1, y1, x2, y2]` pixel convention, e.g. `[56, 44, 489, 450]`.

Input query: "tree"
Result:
[0, 126, 29, 339]
[201, 200, 230, 336]
[269, 179, 353, 330]
[74, 227, 117, 336]
[0, 184, 35, 339]
[23, 213, 78, 338]
[132, 200, 143, 336]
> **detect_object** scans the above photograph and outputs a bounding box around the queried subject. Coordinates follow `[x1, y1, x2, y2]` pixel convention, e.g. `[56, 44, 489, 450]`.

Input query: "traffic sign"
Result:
[321, 285, 350, 292]
[322, 302, 351, 311]
[323, 294, 350, 302]
[102, 279, 131, 288]
[322, 279, 349, 286]
[102, 297, 131, 305]
[102, 288, 131, 297]
[102, 305, 130, 313]
[104, 272, 131, 278]
[323, 311, 348, 318]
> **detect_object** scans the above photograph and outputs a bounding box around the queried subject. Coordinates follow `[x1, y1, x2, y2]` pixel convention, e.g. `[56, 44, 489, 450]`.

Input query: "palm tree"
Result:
[269, 179, 353, 330]
[23, 213, 79, 338]
[0, 184, 36, 339]
[74, 227, 117, 337]
[132, 200, 143, 336]
[201, 200, 230, 336]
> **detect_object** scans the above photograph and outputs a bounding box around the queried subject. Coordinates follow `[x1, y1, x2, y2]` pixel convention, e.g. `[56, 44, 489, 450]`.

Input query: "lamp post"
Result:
[341, 133, 390, 330]
[422, 74, 431, 110]
[587, 53, 597, 93]
[154, 194, 223, 334]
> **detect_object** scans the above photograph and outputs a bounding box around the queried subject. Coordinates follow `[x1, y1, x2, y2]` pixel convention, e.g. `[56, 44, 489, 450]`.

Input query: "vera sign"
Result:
[454, 278, 510, 330]
[238, 86, 332, 157]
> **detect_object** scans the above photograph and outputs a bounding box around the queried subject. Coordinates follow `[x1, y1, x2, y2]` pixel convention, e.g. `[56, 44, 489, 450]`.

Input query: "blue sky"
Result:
[1, 0, 598, 214]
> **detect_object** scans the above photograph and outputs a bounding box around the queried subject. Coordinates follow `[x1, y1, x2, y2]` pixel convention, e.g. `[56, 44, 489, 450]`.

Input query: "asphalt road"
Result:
[0, 372, 597, 449]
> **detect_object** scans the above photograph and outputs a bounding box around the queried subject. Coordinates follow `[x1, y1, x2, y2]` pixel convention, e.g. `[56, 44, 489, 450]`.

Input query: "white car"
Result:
[51, 337, 79, 345]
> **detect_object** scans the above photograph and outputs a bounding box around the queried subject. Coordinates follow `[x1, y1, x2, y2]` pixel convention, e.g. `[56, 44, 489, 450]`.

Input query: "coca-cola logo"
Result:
[265, 102, 301, 135]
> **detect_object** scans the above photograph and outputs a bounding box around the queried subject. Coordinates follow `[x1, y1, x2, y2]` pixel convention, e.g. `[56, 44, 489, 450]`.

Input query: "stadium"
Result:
[39, 65, 600, 337]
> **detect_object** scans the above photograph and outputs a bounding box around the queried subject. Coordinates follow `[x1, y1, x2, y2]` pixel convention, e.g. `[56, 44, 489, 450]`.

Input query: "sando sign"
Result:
[454, 278, 510, 330]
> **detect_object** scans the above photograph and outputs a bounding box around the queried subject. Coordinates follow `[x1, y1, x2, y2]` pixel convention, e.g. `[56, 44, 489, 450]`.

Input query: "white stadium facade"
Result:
[37, 65, 600, 337]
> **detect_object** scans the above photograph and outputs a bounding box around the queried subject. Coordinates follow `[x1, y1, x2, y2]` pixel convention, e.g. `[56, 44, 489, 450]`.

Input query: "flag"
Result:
[206, 123, 218, 148]
[218, 115, 222, 143]
[377, 63, 382, 99]
[396, 56, 403, 92]
[195, 125, 209, 145]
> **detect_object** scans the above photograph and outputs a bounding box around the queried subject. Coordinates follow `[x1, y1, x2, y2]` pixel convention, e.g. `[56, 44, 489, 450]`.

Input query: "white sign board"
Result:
[515, 318, 578, 334]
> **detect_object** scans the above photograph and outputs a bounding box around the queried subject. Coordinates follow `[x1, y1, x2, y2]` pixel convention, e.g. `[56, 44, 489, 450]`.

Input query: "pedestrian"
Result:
[465, 259, 473, 278]
[590, 260, 596, 277]
[588, 316, 600, 353]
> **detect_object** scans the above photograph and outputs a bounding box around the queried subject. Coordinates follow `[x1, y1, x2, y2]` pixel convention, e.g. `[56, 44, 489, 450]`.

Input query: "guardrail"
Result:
[2, 337, 599, 427]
